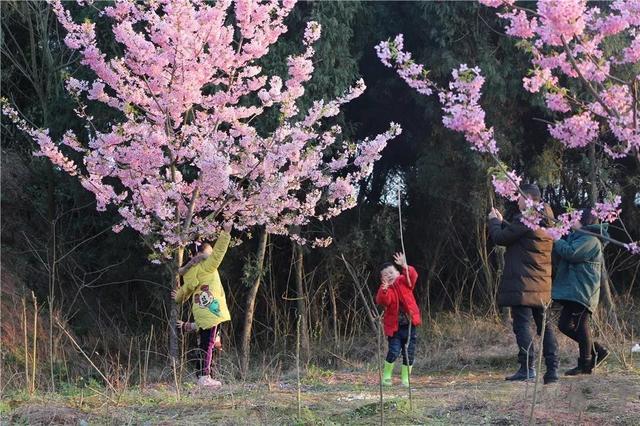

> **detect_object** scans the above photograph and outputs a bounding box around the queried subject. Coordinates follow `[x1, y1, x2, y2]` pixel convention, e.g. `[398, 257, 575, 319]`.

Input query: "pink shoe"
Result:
[197, 376, 222, 388]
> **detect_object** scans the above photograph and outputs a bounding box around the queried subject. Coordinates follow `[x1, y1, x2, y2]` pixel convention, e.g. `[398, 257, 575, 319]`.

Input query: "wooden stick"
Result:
[527, 304, 548, 426]
[377, 315, 385, 426]
[397, 189, 413, 411]
[22, 298, 29, 391]
[31, 291, 38, 395]
[296, 314, 302, 421]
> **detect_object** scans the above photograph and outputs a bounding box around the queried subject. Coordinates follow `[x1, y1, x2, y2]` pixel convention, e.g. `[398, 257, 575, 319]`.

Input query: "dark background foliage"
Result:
[1, 1, 638, 371]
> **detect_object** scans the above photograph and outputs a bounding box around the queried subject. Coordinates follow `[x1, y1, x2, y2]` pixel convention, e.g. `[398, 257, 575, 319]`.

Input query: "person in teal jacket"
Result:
[552, 208, 609, 376]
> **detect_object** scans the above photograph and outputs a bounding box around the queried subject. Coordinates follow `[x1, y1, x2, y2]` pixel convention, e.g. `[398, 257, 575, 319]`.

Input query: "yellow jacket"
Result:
[175, 231, 231, 330]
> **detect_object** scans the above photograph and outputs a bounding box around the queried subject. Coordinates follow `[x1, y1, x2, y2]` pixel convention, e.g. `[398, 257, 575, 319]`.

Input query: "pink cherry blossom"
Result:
[548, 112, 599, 148]
[376, 1, 639, 254]
[545, 209, 582, 240]
[2, 0, 402, 258]
[479, 0, 515, 7]
[594, 195, 622, 223]
[491, 170, 522, 201]
[440, 65, 498, 154]
[499, 10, 538, 38]
[520, 199, 545, 231]
[625, 242, 640, 255]
[523, 68, 556, 93]
[375, 34, 433, 95]
[536, 0, 587, 46]
[544, 92, 571, 113]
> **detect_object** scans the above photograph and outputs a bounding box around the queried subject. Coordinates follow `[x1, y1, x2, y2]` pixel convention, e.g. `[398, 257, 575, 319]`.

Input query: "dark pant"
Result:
[385, 323, 417, 366]
[198, 326, 218, 377]
[511, 306, 558, 370]
[557, 301, 603, 362]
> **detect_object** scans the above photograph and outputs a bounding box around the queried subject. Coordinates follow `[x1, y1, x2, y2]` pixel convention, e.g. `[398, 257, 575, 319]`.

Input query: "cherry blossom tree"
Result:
[2, 0, 402, 258]
[376, 0, 639, 254]
[2, 0, 401, 358]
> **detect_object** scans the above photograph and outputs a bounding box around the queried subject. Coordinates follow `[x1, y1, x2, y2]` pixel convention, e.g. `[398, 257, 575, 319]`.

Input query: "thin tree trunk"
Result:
[600, 264, 621, 333]
[495, 246, 509, 324]
[589, 141, 620, 327]
[169, 247, 184, 361]
[293, 242, 310, 363]
[329, 282, 339, 349]
[588, 140, 598, 205]
[241, 228, 268, 376]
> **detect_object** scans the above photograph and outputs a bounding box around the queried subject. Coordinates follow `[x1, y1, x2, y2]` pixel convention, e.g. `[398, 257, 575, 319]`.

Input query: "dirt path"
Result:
[4, 368, 639, 425]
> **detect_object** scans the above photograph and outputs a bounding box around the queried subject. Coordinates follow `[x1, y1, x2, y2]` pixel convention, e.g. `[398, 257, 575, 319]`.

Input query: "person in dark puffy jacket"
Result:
[488, 184, 559, 384]
[553, 208, 610, 375]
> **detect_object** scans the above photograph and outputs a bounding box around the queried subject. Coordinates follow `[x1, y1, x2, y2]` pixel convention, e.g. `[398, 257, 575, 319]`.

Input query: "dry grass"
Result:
[3, 368, 639, 425]
[3, 313, 639, 425]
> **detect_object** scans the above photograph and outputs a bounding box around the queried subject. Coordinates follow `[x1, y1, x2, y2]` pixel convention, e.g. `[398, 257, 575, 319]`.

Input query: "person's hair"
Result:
[185, 241, 212, 261]
[379, 262, 398, 274]
[519, 184, 542, 202]
[580, 208, 598, 226]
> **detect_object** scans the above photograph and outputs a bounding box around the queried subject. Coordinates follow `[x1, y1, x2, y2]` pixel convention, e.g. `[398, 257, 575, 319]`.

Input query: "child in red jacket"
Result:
[375, 252, 421, 387]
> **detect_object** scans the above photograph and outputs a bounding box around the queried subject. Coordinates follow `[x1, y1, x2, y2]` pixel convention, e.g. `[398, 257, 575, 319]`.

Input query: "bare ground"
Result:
[3, 366, 639, 425]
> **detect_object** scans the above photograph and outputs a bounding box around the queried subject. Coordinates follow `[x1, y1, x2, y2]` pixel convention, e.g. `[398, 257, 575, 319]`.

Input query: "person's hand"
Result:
[488, 208, 503, 221]
[393, 252, 406, 268]
[171, 289, 178, 301]
[223, 221, 232, 233]
[380, 277, 390, 290]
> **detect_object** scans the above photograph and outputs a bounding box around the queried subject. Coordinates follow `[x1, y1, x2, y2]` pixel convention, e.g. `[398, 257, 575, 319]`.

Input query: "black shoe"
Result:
[565, 358, 592, 376]
[592, 346, 609, 369]
[543, 370, 559, 384]
[505, 366, 536, 381]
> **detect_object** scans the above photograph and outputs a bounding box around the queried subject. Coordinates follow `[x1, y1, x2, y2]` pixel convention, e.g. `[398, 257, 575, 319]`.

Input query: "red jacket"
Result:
[375, 265, 421, 337]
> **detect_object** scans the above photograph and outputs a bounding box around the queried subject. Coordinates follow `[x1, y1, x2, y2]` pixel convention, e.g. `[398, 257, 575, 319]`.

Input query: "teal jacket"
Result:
[552, 224, 608, 312]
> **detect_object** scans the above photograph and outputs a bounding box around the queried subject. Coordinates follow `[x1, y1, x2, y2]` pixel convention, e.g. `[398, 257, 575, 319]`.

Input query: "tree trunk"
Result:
[588, 140, 598, 205]
[600, 262, 622, 333]
[293, 242, 310, 363]
[240, 228, 268, 376]
[329, 283, 339, 349]
[169, 247, 185, 361]
[589, 140, 620, 326]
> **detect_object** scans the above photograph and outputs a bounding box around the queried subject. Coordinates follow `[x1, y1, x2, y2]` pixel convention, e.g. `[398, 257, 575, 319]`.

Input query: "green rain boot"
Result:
[382, 361, 394, 386]
[401, 365, 412, 387]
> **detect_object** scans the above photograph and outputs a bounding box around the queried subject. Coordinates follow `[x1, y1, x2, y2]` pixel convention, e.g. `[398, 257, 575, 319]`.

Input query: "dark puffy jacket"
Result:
[552, 224, 607, 313]
[488, 206, 554, 307]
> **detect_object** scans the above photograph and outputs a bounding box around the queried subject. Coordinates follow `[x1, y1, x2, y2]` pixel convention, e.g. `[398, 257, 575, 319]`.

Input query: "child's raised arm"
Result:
[200, 229, 231, 273]
[397, 265, 418, 289]
[394, 252, 418, 289]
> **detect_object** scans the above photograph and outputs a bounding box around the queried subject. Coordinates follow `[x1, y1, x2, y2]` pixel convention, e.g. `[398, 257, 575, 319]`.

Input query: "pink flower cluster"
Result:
[2, 0, 402, 256]
[593, 195, 622, 223]
[625, 242, 640, 255]
[479, 0, 515, 7]
[520, 198, 545, 231]
[544, 92, 571, 113]
[440, 65, 498, 154]
[545, 209, 583, 240]
[491, 169, 521, 201]
[375, 34, 433, 95]
[375, 39, 497, 154]
[1, 102, 78, 177]
[537, 0, 587, 46]
[481, 0, 640, 161]
[375, 2, 639, 253]
[499, 10, 537, 38]
[548, 112, 599, 148]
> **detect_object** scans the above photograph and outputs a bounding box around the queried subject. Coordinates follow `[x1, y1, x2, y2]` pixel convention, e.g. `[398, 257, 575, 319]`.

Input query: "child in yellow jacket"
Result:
[172, 224, 231, 388]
